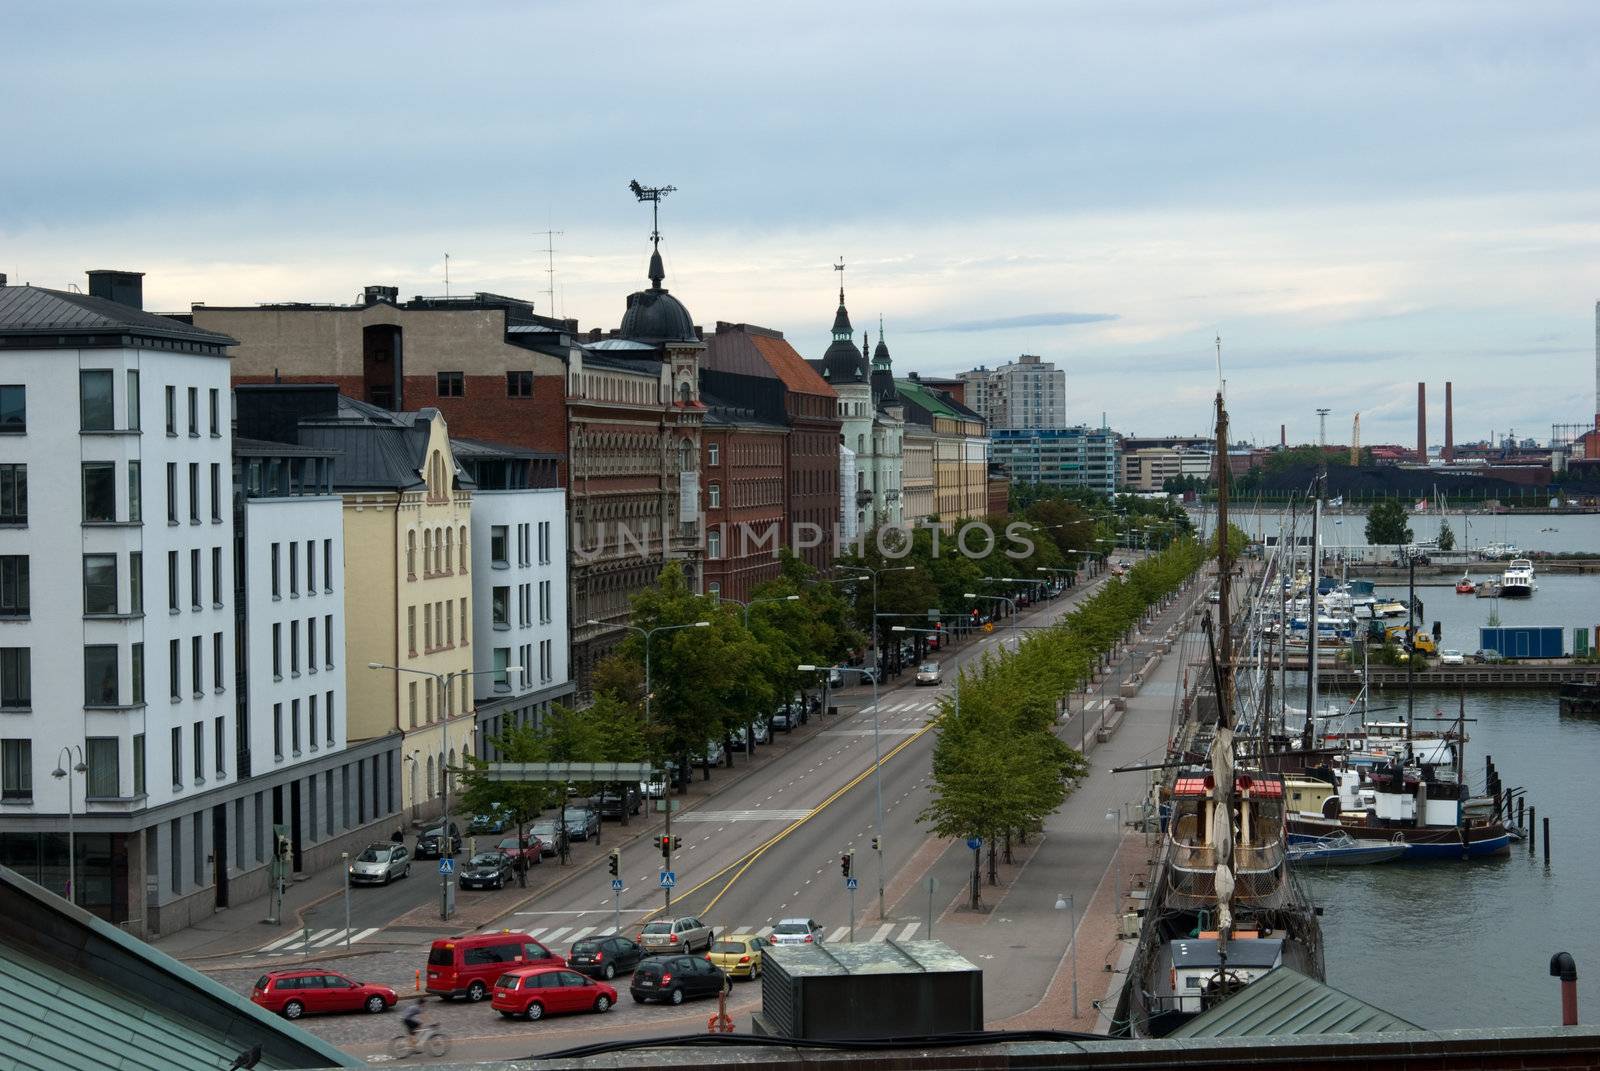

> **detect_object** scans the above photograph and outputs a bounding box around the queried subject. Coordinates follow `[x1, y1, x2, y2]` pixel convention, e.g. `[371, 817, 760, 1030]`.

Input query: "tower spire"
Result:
[834, 256, 846, 306]
[629, 179, 676, 289]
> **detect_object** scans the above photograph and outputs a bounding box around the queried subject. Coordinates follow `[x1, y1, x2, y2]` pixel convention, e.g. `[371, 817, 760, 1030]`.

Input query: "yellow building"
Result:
[274, 390, 477, 814]
[896, 377, 990, 524]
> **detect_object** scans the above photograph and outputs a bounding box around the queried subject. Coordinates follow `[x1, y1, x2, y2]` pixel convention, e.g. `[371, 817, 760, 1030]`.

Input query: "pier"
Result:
[1268, 658, 1600, 689]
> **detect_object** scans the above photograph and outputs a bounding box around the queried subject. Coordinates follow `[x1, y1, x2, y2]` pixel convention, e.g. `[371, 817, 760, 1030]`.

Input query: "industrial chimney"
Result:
[1417, 382, 1427, 463]
[1280, 424, 1286, 448]
[1444, 381, 1454, 462]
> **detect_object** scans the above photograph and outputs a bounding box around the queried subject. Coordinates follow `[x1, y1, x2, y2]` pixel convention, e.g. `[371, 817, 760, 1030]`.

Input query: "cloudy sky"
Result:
[5, 0, 1598, 446]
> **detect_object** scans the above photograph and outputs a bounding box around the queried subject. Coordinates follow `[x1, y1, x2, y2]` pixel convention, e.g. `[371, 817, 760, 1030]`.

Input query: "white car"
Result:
[1438, 649, 1465, 665]
[915, 662, 942, 686]
[768, 918, 824, 945]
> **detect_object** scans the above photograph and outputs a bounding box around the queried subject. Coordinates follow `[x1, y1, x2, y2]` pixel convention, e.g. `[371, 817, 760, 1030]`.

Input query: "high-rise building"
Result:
[991, 425, 1119, 494]
[959, 355, 1066, 430]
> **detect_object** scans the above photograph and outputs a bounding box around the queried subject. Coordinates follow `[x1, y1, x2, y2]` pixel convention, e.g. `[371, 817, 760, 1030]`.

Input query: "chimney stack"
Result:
[1444, 381, 1455, 462]
[1280, 423, 1287, 447]
[86, 270, 144, 310]
[1417, 382, 1427, 462]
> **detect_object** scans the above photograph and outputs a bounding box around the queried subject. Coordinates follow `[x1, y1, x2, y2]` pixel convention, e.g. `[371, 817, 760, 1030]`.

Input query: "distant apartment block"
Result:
[991, 425, 1119, 494]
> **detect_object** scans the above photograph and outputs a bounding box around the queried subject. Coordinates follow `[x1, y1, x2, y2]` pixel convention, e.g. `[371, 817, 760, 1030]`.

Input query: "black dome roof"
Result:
[820, 289, 867, 383]
[620, 247, 697, 343]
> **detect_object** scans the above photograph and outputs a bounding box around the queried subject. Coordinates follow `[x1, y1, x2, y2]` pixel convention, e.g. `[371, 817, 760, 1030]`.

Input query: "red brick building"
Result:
[699, 399, 787, 602]
[702, 323, 840, 574]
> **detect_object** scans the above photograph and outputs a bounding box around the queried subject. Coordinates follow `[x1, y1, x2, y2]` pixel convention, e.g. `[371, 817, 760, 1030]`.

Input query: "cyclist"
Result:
[401, 998, 424, 1046]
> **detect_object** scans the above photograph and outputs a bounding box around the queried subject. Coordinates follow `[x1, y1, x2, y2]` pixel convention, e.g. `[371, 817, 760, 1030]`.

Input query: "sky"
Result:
[4, 0, 1599, 447]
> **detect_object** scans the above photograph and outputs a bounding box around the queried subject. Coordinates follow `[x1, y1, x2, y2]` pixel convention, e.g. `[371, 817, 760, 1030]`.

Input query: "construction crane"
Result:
[1351, 412, 1361, 466]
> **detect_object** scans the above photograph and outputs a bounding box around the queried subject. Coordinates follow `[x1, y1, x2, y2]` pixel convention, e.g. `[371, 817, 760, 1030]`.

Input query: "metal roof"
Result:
[763, 939, 978, 977]
[0, 285, 235, 347]
[1170, 966, 1423, 1038]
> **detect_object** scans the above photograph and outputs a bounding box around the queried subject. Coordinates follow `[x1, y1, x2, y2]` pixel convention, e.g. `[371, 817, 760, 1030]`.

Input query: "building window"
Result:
[707, 529, 721, 559]
[271, 623, 282, 678]
[289, 544, 298, 595]
[87, 737, 118, 798]
[408, 681, 418, 728]
[168, 639, 180, 700]
[167, 551, 179, 611]
[306, 539, 316, 591]
[537, 521, 550, 563]
[129, 552, 143, 615]
[708, 482, 720, 509]
[211, 546, 222, 606]
[490, 525, 508, 567]
[0, 464, 25, 524]
[326, 691, 335, 746]
[507, 371, 533, 397]
[273, 703, 283, 759]
[493, 647, 510, 690]
[423, 529, 432, 574]
[164, 386, 176, 436]
[492, 586, 510, 628]
[131, 642, 144, 705]
[83, 554, 118, 615]
[193, 721, 204, 780]
[187, 387, 198, 437]
[127, 460, 141, 523]
[270, 543, 281, 598]
[291, 699, 301, 754]
[215, 715, 226, 774]
[0, 557, 28, 614]
[0, 649, 29, 709]
[538, 579, 551, 624]
[306, 615, 317, 668]
[324, 614, 333, 667]
[323, 539, 333, 590]
[191, 635, 202, 695]
[212, 632, 223, 691]
[459, 526, 468, 572]
[307, 694, 318, 750]
[166, 462, 177, 523]
[170, 727, 182, 788]
[707, 581, 720, 600]
[132, 733, 145, 796]
[437, 371, 464, 397]
[539, 638, 552, 683]
[707, 442, 719, 466]
[84, 644, 118, 706]
[126, 370, 140, 430]
[289, 621, 299, 675]
[2, 739, 31, 800]
[188, 463, 199, 522]
[210, 463, 221, 522]
[190, 549, 201, 610]
[80, 370, 115, 431]
[460, 598, 468, 645]
[82, 462, 116, 522]
[407, 606, 416, 654]
[209, 388, 220, 437]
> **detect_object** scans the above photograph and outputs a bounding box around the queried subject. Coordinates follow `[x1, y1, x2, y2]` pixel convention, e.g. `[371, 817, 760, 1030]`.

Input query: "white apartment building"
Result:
[0, 274, 401, 938]
[959, 355, 1067, 430]
[454, 439, 573, 756]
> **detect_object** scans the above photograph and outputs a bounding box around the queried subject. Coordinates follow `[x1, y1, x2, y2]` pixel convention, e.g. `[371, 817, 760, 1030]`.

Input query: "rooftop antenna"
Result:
[1316, 407, 1331, 447]
[534, 229, 563, 315]
[444, 253, 450, 299]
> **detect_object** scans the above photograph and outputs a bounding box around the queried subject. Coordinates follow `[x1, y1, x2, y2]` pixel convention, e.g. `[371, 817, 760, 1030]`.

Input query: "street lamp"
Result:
[366, 662, 519, 920]
[51, 745, 86, 904]
[589, 619, 709, 911]
[1105, 808, 1121, 912]
[799, 660, 887, 919]
[340, 851, 351, 948]
[837, 565, 915, 681]
[1055, 893, 1079, 1017]
[964, 591, 1015, 625]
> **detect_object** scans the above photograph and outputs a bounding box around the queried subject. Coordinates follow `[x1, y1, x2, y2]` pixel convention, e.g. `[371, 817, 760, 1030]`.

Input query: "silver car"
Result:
[347, 843, 410, 885]
[769, 917, 824, 945]
[639, 916, 714, 954]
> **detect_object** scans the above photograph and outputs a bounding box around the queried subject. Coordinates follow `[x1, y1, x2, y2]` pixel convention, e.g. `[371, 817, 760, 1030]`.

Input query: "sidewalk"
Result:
[155, 574, 1106, 966]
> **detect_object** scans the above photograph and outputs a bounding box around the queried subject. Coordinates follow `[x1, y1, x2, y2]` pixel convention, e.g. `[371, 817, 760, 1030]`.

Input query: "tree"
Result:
[1437, 519, 1456, 552]
[1365, 499, 1413, 554]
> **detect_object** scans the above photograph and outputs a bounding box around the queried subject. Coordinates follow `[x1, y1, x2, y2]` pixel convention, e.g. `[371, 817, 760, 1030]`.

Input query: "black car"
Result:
[561, 807, 601, 841]
[457, 851, 515, 890]
[569, 934, 644, 981]
[629, 954, 726, 1005]
[414, 822, 462, 860]
[596, 787, 641, 819]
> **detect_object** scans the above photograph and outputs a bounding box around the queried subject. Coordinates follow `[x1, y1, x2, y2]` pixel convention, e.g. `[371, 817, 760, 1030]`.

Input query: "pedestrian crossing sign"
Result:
[438, 857, 454, 876]
[845, 877, 859, 891]
[658, 871, 676, 888]
[611, 878, 624, 891]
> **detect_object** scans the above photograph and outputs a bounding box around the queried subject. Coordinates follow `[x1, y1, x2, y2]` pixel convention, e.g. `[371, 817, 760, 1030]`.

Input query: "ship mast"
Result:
[1210, 383, 1237, 944]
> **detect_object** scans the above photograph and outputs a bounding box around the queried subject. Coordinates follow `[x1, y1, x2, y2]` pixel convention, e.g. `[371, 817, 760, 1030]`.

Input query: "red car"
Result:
[490, 965, 617, 1021]
[495, 834, 544, 869]
[251, 968, 398, 1020]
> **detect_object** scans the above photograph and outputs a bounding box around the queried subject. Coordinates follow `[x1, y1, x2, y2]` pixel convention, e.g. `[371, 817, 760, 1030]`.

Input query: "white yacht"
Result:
[1500, 558, 1536, 598]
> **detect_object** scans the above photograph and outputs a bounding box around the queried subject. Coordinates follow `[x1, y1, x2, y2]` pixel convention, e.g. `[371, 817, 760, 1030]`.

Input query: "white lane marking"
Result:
[352, 926, 382, 944]
[567, 926, 596, 944]
[676, 809, 813, 822]
[259, 932, 303, 953]
[827, 927, 850, 944]
[543, 927, 571, 945]
[522, 927, 548, 940]
[897, 923, 922, 941]
[281, 927, 338, 950]
[870, 924, 895, 942]
[311, 929, 351, 948]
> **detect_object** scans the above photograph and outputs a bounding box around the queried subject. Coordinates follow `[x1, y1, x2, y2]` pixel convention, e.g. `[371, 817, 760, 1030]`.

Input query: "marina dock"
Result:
[1266, 658, 1600, 688]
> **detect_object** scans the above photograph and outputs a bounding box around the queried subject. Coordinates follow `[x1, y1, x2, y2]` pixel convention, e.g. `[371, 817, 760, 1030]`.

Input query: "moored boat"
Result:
[1455, 573, 1475, 594]
[1500, 558, 1536, 598]
[1288, 831, 1405, 866]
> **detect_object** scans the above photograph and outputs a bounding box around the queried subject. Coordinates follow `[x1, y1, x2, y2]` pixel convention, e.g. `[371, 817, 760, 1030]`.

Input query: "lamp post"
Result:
[1055, 892, 1079, 1017]
[589, 619, 710, 912]
[799, 661, 886, 918]
[838, 564, 915, 682]
[341, 851, 351, 947]
[965, 591, 1015, 628]
[51, 745, 86, 904]
[366, 663, 518, 920]
[1106, 807, 1121, 913]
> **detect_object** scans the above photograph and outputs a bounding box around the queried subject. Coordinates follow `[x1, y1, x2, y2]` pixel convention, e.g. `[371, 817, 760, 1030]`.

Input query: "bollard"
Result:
[1528, 806, 1536, 855]
[1518, 796, 1526, 833]
[1550, 952, 1579, 1027]
[415, 969, 422, 993]
[1544, 816, 1551, 864]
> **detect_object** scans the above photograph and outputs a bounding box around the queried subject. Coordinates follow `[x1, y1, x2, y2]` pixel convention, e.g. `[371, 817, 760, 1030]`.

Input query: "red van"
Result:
[425, 931, 564, 1002]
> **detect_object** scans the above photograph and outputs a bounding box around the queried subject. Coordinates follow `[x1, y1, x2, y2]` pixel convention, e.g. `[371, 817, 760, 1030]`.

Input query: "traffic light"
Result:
[969, 607, 980, 623]
[608, 850, 620, 877]
[672, 835, 682, 851]
[658, 835, 671, 859]
[870, 835, 881, 852]
[840, 850, 854, 878]
[274, 832, 292, 864]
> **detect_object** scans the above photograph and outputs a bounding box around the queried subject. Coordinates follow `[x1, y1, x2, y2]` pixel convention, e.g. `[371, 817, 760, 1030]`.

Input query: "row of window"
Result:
[1, 737, 126, 801]
[407, 598, 469, 656]
[162, 460, 224, 525]
[491, 639, 555, 690]
[405, 673, 470, 728]
[407, 525, 468, 578]
[167, 547, 225, 613]
[490, 580, 553, 629]
[271, 616, 336, 679]
[272, 691, 337, 760]
[434, 371, 538, 398]
[488, 521, 551, 569]
[270, 539, 335, 599]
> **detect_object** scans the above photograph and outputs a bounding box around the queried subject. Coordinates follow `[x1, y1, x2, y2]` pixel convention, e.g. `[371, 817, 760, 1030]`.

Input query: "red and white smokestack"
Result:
[1551, 952, 1578, 1026]
[1445, 381, 1454, 462]
[1417, 382, 1427, 462]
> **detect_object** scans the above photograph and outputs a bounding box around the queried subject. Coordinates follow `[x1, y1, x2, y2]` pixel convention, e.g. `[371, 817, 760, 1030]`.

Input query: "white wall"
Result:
[470, 488, 568, 713]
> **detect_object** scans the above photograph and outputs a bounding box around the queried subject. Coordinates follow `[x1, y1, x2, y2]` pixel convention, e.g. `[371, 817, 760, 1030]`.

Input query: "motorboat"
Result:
[1370, 599, 1408, 619]
[1500, 558, 1536, 598]
[1455, 574, 1475, 594]
[1288, 831, 1405, 866]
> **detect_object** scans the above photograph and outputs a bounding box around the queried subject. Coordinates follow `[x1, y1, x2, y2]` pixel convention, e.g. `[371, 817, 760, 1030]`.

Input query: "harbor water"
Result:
[1192, 506, 1600, 556]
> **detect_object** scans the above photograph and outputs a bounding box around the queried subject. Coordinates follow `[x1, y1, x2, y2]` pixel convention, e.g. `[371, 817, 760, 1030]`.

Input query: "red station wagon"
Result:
[426, 931, 564, 1002]
[251, 969, 397, 1020]
[490, 965, 618, 1021]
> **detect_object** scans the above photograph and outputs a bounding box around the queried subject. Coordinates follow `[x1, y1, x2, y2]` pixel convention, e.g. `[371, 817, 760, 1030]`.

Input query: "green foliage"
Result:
[1365, 499, 1413, 548]
[1437, 519, 1456, 552]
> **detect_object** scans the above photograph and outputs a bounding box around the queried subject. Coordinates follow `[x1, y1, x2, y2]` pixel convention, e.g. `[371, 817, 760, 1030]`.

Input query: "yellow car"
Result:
[706, 934, 768, 980]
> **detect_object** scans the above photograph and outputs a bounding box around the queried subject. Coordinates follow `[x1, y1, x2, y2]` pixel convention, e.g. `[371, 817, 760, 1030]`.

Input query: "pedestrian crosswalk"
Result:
[511, 920, 927, 949]
[248, 926, 383, 957]
[857, 700, 942, 714]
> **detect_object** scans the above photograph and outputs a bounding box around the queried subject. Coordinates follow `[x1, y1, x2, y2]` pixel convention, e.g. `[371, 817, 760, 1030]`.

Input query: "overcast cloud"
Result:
[3, 0, 1598, 446]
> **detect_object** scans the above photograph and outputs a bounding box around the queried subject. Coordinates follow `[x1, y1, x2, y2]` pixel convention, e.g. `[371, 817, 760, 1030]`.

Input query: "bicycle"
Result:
[388, 1023, 450, 1059]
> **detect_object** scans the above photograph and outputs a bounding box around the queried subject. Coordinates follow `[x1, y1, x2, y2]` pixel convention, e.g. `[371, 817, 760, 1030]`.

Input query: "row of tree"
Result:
[919, 535, 1210, 907]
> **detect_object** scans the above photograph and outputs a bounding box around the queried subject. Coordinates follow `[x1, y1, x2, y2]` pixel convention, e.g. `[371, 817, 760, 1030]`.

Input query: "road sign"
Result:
[966, 837, 982, 850]
[438, 857, 455, 875]
[611, 878, 624, 891]
[658, 871, 676, 889]
[845, 877, 859, 891]
[653, 800, 681, 813]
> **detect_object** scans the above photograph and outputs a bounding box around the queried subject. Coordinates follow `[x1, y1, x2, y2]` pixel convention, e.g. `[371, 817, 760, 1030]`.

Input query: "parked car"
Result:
[414, 822, 461, 860]
[707, 934, 768, 980]
[251, 969, 397, 1020]
[1473, 648, 1506, 663]
[458, 851, 516, 890]
[826, 667, 845, 689]
[1207, 589, 1221, 603]
[856, 664, 882, 685]
[596, 785, 642, 818]
[495, 834, 544, 870]
[468, 807, 511, 835]
[770, 709, 794, 732]
[560, 806, 601, 841]
[701, 742, 725, 766]
[1438, 649, 1466, 666]
[768, 918, 824, 945]
[637, 916, 713, 955]
[426, 933, 563, 1002]
[491, 966, 617, 1020]
[527, 820, 561, 855]
[347, 843, 410, 886]
[568, 934, 645, 980]
[629, 954, 727, 1005]
[915, 661, 942, 686]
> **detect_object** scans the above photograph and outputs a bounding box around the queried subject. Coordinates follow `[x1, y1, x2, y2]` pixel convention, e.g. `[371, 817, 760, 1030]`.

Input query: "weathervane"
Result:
[834, 256, 845, 302]
[629, 179, 677, 251]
